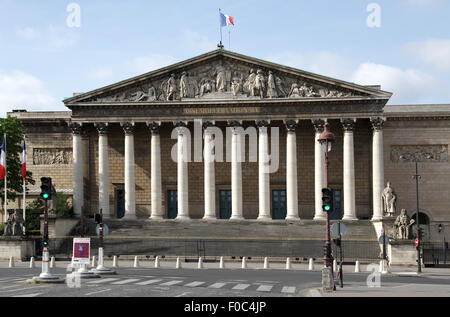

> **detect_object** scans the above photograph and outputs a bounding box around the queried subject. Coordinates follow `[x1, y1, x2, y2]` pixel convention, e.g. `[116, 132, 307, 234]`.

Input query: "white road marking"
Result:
[84, 288, 112, 296]
[281, 286, 296, 294]
[175, 292, 191, 297]
[208, 282, 227, 289]
[184, 281, 205, 287]
[159, 280, 183, 286]
[110, 278, 141, 285]
[135, 279, 163, 286]
[256, 285, 273, 292]
[86, 278, 120, 284]
[232, 284, 251, 290]
[0, 285, 49, 293]
[12, 293, 43, 297]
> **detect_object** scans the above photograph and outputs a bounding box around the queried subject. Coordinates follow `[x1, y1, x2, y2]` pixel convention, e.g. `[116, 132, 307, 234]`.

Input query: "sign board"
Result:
[331, 222, 347, 237]
[378, 235, 390, 245]
[96, 224, 109, 236]
[73, 238, 91, 264]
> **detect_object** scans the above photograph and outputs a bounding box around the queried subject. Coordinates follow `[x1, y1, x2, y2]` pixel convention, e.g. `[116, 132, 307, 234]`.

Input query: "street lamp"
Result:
[318, 123, 335, 281]
[399, 153, 433, 273]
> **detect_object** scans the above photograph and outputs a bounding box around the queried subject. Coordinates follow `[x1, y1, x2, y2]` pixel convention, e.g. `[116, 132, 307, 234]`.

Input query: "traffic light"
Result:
[42, 234, 49, 248]
[94, 213, 102, 224]
[333, 238, 341, 247]
[322, 187, 333, 212]
[40, 177, 52, 200]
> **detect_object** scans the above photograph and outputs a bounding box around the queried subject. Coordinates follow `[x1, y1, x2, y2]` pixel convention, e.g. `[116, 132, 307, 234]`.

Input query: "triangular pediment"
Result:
[64, 50, 392, 105]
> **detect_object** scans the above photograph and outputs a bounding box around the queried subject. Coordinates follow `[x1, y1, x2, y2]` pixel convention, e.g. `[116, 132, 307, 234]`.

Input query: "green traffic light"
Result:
[43, 193, 49, 199]
[324, 205, 331, 211]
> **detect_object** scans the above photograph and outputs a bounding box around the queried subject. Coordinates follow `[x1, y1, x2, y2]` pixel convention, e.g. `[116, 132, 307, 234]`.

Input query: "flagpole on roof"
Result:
[3, 133, 6, 224]
[218, 8, 224, 49]
[23, 137, 26, 235]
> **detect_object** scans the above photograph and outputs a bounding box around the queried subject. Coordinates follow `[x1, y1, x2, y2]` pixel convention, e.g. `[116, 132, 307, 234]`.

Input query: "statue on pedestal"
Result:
[382, 181, 397, 217]
[3, 210, 24, 236]
[393, 209, 415, 239]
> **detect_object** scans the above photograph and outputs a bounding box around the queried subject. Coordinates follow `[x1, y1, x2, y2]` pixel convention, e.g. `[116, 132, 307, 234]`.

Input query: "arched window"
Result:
[411, 212, 431, 241]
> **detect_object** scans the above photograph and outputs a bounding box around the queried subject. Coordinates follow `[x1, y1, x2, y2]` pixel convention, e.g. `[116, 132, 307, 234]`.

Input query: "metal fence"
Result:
[423, 241, 449, 267]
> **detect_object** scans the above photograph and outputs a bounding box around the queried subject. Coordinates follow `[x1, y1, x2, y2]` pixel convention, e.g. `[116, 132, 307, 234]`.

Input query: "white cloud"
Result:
[48, 25, 78, 49]
[16, 27, 40, 40]
[0, 70, 61, 117]
[405, 39, 450, 72]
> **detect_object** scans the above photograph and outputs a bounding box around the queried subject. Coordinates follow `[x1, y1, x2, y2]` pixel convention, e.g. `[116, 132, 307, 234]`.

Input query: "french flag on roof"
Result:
[0, 136, 5, 181]
[220, 11, 234, 27]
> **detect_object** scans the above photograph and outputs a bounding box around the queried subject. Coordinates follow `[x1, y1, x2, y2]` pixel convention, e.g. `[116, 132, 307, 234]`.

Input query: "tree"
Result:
[0, 116, 35, 207]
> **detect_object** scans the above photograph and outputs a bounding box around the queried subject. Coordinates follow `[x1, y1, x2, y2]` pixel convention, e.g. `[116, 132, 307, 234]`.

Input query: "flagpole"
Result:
[228, 28, 231, 50]
[23, 178, 25, 235]
[219, 8, 223, 47]
[23, 137, 26, 235]
[3, 133, 6, 224]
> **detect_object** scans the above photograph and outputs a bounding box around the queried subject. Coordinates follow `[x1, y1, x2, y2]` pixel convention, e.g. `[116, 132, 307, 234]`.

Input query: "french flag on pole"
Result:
[220, 11, 234, 27]
[22, 139, 26, 181]
[0, 136, 5, 181]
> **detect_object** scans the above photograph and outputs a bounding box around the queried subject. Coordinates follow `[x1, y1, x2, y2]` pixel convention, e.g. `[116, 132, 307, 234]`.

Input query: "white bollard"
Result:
[91, 256, 96, 268]
[219, 257, 225, 269]
[355, 260, 360, 273]
[50, 256, 56, 268]
[333, 259, 337, 273]
[176, 257, 182, 269]
[113, 256, 118, 268]
[263, 257, 269, 269]
[198, 257, 203, 269]
[308, 258, 314, 271]
[29, 257, 35, 268]
[134, 256, 140, 268]
[70, 256, 75, 269]
[241, 257, 247, 269]
[379, 260, 383, 273]
[286, 257, 291, 270]
[154, 256, 160, 268]
[9, 256, 14, 268]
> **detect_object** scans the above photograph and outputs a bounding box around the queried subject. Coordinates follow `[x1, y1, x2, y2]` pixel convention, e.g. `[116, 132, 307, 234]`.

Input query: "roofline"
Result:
[63, 49, 392, 104]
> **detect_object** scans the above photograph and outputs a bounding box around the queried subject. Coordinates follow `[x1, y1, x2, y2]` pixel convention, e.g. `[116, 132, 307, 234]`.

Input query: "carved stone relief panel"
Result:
[85, 58, 362, 103]
[33, 148, 73, 165]
[390, 145, 449, 163]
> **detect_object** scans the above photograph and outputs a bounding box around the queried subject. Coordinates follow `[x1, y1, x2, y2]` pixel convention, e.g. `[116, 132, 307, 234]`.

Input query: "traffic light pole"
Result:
[90, 208, 115, 275]
[324, 139, 335, 287]
[414, 161, 422, 273]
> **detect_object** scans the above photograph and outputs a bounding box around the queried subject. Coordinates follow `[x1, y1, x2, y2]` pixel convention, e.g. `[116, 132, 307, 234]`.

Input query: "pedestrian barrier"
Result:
[355, 260, 360, 272]
[134, 256, 140, 268]
[219, 256, 225, 269]
[91, 256, 96, 267]
[286, 257, 291, 270]
[112, 255, 118, 268]
[154, 256, 160, 268]
[263, 257, 269, 269]
[198, 257, 203, 269]
[50, 256, 56, 268]
[29, 257, 35, 268]
[241, 257, 247, 269]
[176, 257, 181, 269]
[8, 256, 14, 268]
[308, 258, 314, 271]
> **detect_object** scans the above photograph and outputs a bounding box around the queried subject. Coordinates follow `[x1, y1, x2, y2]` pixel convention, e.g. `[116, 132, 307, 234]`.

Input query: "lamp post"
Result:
[400, 153, 433, 273]
[318, 123, 335, 282]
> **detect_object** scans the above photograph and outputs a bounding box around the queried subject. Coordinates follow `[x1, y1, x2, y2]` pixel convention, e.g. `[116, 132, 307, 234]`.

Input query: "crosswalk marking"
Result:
[184, 281, 205, 287]
[159, 280, 183, 286]
[232, 284, 250, 290]
[281, 286, 296, 294]
[256, 285, 273, 292]
[135, 279, 163, 286]
[208, 282, 227, 289]
[12, 293, 43, 297]
[87, 278, 120, 284]
[110, 278, 141, 285]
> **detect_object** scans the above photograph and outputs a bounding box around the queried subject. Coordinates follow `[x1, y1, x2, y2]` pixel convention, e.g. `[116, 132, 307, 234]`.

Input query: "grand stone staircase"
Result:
[72, 219, 381, 262]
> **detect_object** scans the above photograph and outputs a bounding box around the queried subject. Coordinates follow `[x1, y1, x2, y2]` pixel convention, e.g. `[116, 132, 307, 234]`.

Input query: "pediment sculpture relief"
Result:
[88, 60, 359, 103]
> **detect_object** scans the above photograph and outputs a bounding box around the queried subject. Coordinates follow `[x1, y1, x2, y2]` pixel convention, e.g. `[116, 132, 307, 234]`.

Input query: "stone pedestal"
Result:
[0, 237, 35, 261]
[388, 240, 418, 266]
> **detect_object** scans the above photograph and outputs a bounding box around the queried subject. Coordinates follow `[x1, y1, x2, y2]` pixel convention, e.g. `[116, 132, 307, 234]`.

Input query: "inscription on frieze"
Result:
[390, 145, 448, 163]
[183, 107, 261, 115]
[33, 148, 73, 165]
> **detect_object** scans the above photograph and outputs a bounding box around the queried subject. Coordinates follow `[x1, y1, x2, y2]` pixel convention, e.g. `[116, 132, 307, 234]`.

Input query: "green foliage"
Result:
[0, 116, 35, 207]
[24, 198, 43, 235]
[56, 194, 73, 218]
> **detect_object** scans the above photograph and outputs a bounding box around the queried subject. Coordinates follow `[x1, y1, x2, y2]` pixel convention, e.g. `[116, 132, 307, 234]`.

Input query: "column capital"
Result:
[121, 122, 135, 135]
[370, 117, 385, 131]
[95, 123, 109, 135]
[147, 121, 161, 134]
[284, 119, 299, 132]
[69, 122, 83, 135]
[312, 119, 326, 133]
[256, 120, 270, 128]
[202, 120, 215, 130]
[227, 120, 242, 128]
[341, 118, 356, 132]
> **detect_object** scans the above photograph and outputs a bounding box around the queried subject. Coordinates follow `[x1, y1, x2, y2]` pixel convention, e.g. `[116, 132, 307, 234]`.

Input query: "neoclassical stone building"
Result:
[10, 50, 450, 244]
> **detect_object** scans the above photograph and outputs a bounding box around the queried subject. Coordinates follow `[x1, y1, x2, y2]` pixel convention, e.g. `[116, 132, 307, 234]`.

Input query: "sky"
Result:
[1, 0, 450, 117]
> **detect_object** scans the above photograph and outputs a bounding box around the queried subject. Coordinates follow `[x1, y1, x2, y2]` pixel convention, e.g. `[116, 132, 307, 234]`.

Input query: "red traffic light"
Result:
[415, 238, 419, 247]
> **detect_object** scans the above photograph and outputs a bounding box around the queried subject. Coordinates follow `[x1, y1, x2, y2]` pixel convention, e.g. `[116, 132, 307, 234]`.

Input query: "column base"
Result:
[342, 216, 358, 221]
[175, 215, 191, 221]
[202, 216, 217, 221]
[313, 215, 327, 221]
[230, 215, 244, 221]
[121, 214, 137, 220]
[149, 215, 164, 221]
[371, 217, 383, 222]
[257, 215, 271, 221]
[285, 216, 300, 221]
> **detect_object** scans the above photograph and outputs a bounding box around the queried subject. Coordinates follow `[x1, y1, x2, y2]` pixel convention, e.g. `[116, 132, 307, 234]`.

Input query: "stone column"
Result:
[70, 122, 83, 217]
[371, 117, 385, 221]
[342, 119, 357, 221]
[122, 122, 136, 220]
[203, 121, 216, 220]
[313, 119, 326, 221]
[285, 120, 300, 220]
[229, 121, 244, 220]
[148, 122, 163, 219]
[257, 120, 271, 221]
[175, 122, 189, 220]
[95, 123, 110, 219]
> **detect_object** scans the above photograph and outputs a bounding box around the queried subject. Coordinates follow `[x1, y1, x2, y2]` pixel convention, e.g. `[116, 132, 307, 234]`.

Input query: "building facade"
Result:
[9, 50, 450, 243]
